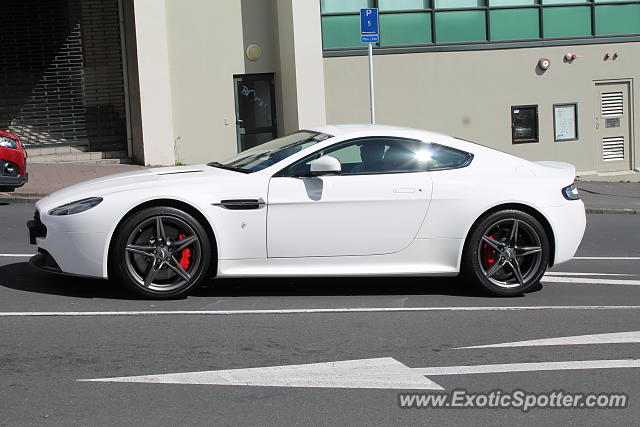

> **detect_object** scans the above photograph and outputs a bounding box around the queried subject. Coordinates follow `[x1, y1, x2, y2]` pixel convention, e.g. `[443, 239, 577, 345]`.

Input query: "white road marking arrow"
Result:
[79, 357, 640, 390]
[458, 331, 640, 349]
[79, 358, 445, 390]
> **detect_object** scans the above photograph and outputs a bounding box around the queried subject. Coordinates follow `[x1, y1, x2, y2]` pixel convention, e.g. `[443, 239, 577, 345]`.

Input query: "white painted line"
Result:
[80, 357, 640, 389]
[80, 357, 445, 390]
[573, 256, 640, 260]
[542, 276, 640, 286]
[0, 254, 34, 257]
[458, 331, 640, 349]
[414, 359, 640, 376]
[3, 306, 640, 317]
[545, 272, 633, 277]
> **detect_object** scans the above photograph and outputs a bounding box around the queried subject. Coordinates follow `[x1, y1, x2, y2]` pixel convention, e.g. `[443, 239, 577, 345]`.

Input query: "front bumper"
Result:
[0, 172, 28, 192]
[27, 213, 110, 279]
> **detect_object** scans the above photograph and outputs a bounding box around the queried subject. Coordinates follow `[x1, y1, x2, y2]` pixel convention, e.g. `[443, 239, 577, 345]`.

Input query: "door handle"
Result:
[236, 119, 244, 126]
[394, 188, 416, 193]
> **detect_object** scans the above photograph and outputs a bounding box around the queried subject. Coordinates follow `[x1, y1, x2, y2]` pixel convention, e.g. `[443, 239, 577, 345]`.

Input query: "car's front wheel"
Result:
[464, 210, 549, 296]
[112, 206, 211, 299]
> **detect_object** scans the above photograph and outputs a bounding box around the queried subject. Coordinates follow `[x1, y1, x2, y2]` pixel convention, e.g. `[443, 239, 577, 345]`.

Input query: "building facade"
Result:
[1, 0, 639, 177]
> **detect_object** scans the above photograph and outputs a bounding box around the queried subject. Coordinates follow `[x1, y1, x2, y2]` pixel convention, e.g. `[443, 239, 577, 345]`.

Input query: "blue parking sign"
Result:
[360, 8, 379, 43]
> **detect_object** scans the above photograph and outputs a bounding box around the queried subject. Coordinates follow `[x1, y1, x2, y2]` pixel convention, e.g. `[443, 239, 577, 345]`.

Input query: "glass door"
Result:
[233, 73, 277, 152]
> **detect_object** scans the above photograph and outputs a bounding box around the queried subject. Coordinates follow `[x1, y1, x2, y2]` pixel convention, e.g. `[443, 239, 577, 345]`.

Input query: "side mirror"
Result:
[309, 155, 341, 176]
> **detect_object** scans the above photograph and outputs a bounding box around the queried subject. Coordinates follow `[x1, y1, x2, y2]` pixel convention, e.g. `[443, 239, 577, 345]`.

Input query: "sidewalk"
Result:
[576, 181, 640, 214]
[1, 162, 146, 199]
[1, 162, 639, 214]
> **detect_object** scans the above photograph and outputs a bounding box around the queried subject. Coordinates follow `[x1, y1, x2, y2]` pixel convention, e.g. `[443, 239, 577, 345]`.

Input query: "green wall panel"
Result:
[595, 4, 640, 35]
[490, 0, 536, 5]
[543, 6, 592, 38]
[435, 0, 483, 8]
[379, 0, 427, 10]
[435, 11, 487, 42]
[322, 15, 362, 48]
[543, 0, 588, 4]
[380, 12, 432, 45]
[490, 8, 539, 40]
[321, 0, 372, 14]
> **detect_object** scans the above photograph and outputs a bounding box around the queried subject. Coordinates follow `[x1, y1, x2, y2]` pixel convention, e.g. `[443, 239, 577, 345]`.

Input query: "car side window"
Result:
[425, 144, 473, 171]
[279, 137, 472, 177]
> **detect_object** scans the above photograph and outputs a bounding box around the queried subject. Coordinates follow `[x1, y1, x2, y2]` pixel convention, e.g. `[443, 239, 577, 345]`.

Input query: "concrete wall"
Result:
[165, 0, 245, 165]
[241, 0, 277, 75]
[274, 0, 326, 135]
[324, 43, 640, 174]
[130, 0, 176, 166]
[125, 0, 326, 165]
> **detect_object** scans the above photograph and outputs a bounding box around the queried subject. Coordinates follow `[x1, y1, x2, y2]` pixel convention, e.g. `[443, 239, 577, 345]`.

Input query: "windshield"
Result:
[211, 131, 332, 173]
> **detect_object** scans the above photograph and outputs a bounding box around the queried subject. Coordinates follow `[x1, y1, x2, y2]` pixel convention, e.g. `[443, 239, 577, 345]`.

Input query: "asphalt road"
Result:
[1, 202, 639, 426]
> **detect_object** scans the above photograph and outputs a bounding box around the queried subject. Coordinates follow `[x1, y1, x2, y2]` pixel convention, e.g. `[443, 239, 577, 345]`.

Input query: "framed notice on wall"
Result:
[553, 103, 578, 141]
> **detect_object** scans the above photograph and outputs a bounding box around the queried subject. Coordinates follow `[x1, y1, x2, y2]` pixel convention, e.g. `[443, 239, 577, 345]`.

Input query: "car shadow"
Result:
[195, 276, 516, 299]
[0, 261, 537, 300]
[0, 261, 138, 300]
[192, 277, 486, 297]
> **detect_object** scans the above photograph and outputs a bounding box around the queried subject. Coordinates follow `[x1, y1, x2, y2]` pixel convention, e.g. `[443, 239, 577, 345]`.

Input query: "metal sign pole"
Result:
[361, 8, 378, 126]
[368, 42, 375, 125]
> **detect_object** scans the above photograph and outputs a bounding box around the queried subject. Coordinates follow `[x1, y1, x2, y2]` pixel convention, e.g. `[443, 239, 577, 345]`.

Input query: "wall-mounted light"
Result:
[246, 44, 262, 61]
[538, 58, 551, 70]
[563, 53, 581, 63]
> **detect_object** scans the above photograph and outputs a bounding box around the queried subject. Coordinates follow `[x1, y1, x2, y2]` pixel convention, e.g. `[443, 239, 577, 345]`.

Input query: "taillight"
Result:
[561, 183, 580, 201]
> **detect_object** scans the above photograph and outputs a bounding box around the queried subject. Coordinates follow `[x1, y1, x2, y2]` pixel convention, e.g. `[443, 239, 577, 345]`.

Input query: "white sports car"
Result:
[27, 125, 585, 299]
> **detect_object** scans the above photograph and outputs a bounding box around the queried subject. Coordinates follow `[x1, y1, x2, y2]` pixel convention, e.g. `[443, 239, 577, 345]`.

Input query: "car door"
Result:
[266, 137, 433, 258]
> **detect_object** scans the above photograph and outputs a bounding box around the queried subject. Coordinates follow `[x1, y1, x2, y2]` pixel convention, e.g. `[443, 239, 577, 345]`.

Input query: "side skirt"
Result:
[217, 238, 462, 278]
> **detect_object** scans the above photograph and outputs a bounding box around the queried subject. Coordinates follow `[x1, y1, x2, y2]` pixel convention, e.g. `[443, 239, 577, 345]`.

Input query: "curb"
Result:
[0, 194, 42, 204]
[585, 207, 640, 215]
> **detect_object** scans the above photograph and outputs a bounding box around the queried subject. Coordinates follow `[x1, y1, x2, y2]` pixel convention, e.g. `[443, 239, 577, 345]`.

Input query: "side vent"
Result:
[602, 136, 625, 162]
[601, 92, 623, 117]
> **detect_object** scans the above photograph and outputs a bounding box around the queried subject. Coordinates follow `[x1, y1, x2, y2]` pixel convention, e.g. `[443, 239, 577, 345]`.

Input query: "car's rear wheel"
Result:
[112, 206, 211, 299]
[464, 210, 549, 296]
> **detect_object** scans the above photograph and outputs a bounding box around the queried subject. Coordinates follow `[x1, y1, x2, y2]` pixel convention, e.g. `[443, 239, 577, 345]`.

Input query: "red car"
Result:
[0, 130, 28, 192]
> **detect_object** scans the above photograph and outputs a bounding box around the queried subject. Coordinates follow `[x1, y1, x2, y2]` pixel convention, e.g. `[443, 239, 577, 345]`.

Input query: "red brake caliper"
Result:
[177, 234, 191, 269]
[481, 235, 496, 270]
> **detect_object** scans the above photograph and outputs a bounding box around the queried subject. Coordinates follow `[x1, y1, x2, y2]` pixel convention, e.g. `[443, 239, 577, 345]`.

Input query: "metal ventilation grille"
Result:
[601, 92, 624, 117]
[602, 136, 625, 162]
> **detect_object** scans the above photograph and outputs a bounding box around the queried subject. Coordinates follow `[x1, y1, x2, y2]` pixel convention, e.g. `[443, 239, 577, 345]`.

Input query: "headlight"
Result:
[561, 183, 580, 200]
[0, 136, 17, 149]
[48, 197, 103, 216]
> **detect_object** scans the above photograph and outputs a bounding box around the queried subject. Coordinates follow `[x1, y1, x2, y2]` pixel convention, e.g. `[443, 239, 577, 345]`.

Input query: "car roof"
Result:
[309, 124, 450, 141]
[306, 124, 514, 161]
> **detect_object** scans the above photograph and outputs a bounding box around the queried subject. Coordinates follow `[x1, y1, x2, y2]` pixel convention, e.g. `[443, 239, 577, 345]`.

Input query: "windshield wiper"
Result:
[207, 162, 252, 174]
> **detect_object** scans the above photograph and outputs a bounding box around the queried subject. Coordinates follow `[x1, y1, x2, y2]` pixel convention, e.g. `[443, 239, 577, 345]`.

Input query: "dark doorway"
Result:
[233, 73, 277, 152]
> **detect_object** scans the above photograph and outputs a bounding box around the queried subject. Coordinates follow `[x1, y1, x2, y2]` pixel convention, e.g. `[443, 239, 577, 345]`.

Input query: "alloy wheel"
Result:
[477, 217, 544, 289]
[124, 215, 202, 292]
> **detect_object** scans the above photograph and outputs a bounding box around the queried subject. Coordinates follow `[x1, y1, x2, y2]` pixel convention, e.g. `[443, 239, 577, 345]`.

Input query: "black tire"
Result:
[464, 209, 550, 296]
[111, 206, 211, 299]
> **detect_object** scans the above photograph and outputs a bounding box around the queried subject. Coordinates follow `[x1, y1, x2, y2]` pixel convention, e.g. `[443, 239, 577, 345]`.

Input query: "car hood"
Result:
[36, 164, 241, 211]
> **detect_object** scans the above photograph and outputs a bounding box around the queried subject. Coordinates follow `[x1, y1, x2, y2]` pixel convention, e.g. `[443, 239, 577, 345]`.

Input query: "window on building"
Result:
[511, 105, 539, 143]
[320, 0, 640, 51]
